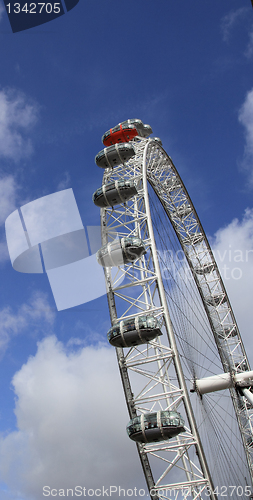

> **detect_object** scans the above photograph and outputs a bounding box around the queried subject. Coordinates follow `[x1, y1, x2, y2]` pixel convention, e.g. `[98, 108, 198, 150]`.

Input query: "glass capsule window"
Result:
[120, 179, 135, 189]
[124, 237, 142, 248]
[107, 314, 158, 341]
[118, 180, 128, 188]
[139, 315, 157, 329]
[132, 237, 141, 246]
[112, 125, 121, 133]
[147, 316, 157, 328]
[126, 417, 142, 436]
[118, 144, 131, 151]
[95, 151, 104, 160]
[92, 187, 103, 201]
[126, 411, 184, 437]
[143, 413, 158, 429]
[160, 411, 184, 427]
[123, 238, 133, 247]
[106, 145, 117, 153]
[104, 182, 115, 192]
[107, 325, 120, 340]
[133, 238, 142, 247]
[122, 320, 135, 333]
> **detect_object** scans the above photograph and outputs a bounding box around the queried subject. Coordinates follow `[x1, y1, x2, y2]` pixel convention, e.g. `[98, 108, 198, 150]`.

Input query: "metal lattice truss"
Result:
[100, 137, 253, 499]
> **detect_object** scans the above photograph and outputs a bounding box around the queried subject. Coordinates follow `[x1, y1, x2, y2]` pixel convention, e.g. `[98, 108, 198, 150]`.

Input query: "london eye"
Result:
[92, 119, 253, 499]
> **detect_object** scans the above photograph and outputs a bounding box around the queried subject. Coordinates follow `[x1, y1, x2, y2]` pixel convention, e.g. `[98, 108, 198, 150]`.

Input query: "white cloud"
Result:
[220, 7, 248, 42]
[19, 292, 55, 325]
[0, 175, 18, 225]
[0, 292, 55, 356]
[0, 336, 144, 499]
[211, 208, 253, 362]
[220, 7, 253, 62]
[0, 88, 38, 161]
[238, 88, 253, 182]
[0, 174, 20, 264]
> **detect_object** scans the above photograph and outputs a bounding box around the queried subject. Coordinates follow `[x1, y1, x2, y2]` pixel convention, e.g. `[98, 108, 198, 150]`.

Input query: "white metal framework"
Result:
[98, 136, 253, 499]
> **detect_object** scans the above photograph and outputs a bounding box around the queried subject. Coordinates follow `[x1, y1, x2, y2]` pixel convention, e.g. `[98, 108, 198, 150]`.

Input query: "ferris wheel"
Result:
[92, 119, 253, 500]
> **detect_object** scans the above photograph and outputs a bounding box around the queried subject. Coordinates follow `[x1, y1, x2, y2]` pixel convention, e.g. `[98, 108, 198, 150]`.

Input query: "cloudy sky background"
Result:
[0, 1, 252, 498]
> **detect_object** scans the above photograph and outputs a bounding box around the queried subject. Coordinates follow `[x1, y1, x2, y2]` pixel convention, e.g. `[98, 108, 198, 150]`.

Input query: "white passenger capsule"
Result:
[126, 410, 185, 443]
[107, 314, 162, 347]
[96, 237, 146, 267]
[92, 179, 137, 208]
[95, 143, 135, 168]
[121, 119, 152, 138]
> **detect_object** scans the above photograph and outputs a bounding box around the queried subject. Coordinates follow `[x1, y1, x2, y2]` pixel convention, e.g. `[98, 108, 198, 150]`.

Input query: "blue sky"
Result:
[0, 1, 252, 498]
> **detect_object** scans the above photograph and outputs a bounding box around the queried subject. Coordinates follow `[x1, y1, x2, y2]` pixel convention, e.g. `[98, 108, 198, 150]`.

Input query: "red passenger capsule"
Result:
[102, 124, 138, 147]
[102, 119, 152, 146]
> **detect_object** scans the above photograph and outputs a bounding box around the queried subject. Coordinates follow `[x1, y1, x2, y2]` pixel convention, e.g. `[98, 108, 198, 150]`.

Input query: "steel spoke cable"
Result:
[149, 192, 216, 350]
[201, 400, 246, 485]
